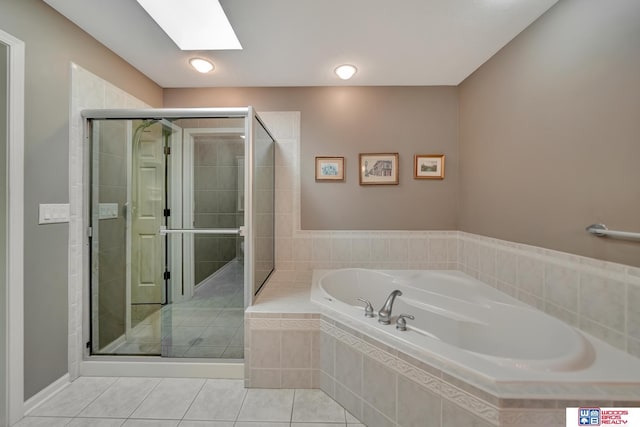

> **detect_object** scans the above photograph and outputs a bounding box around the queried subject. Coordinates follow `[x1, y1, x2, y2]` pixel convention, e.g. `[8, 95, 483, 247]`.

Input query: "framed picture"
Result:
[414, 154, 445, 179]
[315, 156, 345, 181]
[359, 153, 399, 185]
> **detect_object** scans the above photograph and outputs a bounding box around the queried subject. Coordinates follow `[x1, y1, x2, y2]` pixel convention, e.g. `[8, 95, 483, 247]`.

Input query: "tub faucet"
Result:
[378, 290, 402, 325]
[396, 314, 415, 331]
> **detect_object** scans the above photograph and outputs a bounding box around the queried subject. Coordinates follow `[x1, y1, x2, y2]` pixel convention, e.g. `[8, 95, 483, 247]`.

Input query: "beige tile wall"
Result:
[244, 313, 320, 388]
[458, 233, 640, 358]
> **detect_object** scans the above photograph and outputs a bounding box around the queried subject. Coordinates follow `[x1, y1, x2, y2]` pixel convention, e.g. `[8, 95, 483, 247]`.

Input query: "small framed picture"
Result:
[359, 153, 399, 185]
[414, 154, 445, 179]
[315, 156, 345, 181]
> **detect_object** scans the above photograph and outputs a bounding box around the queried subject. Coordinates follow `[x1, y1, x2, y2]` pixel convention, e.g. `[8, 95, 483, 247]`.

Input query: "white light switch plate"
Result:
[39, 203, 70, 224]
[98, 203, 119, 219]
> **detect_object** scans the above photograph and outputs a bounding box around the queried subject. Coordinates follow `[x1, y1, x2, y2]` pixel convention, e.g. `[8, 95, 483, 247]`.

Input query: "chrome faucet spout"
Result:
[378, 290, 402, 324]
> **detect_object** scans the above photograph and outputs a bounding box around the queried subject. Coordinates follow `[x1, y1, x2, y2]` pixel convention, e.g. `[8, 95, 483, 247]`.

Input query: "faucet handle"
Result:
[356, 298, 375, 318]
[396, 314, 415, 331]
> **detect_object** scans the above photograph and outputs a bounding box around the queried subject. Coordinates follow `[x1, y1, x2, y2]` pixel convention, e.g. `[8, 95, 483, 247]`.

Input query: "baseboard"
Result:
[23, 373, 70, 415]
[196, 257, 240, 290]
[80, 360, 244, 379]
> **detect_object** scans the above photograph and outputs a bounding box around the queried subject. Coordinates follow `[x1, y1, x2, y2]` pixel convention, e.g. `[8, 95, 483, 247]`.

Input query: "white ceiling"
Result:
[43, 0, 559, 88]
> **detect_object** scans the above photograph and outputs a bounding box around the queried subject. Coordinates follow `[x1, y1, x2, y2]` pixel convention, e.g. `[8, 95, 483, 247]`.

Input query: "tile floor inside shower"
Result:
[106, 260, 245, 359]
[17, 376, 365, 427]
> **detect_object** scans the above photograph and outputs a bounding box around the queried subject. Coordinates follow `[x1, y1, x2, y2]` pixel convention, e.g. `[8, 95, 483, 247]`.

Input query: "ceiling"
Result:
[43, 0, 559, 88]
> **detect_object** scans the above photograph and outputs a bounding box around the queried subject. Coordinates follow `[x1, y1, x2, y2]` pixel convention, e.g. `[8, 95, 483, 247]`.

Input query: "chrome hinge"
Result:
[87, 226, 93, 237]
[164, 146, 171, 155]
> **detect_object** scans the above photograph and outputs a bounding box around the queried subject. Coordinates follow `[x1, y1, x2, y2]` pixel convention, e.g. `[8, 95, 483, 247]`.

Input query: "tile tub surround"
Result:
[244, 312, 321, 389]
[457, 232, 640, 359]
[319, 317, 640, 427]
[246, 268, 640, 427]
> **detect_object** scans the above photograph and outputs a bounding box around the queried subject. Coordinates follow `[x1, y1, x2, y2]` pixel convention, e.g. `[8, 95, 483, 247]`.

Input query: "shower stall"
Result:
[82, 108, 274, 360]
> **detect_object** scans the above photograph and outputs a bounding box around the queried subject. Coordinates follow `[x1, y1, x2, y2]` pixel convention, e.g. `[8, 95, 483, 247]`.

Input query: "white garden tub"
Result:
[311, 268, 640, 384]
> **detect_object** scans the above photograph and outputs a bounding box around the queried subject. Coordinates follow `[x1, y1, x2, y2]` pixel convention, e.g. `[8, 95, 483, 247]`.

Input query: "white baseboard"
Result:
[80, 360, 244, 379]
[23, 373, 70, 415]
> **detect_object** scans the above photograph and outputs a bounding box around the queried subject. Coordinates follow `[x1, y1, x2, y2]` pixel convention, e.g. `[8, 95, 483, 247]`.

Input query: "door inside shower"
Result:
[86, 111, 275, 359]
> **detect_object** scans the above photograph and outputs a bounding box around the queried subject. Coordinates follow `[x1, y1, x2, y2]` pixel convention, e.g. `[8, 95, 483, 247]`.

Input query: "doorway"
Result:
[84, 109, 274, 361]
[0, 28, 25, 426]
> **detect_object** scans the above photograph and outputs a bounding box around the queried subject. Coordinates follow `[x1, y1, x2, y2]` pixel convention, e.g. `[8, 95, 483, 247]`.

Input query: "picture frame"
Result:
[315, 156, 345, 181]
[414, 154, 445, 179]
[359, 153, 399, 185]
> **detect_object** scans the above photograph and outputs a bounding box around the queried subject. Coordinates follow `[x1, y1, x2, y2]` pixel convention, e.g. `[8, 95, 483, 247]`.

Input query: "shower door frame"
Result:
[81, 107, 273, 376]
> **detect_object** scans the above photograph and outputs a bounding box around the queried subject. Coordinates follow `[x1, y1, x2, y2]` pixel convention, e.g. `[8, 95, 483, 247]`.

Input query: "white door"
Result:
[130, 121, 166, 327]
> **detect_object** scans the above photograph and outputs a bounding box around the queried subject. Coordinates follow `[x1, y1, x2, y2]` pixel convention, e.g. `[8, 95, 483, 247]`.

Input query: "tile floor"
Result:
[103, 260, 245, 359]
[17, 377, 365, 427]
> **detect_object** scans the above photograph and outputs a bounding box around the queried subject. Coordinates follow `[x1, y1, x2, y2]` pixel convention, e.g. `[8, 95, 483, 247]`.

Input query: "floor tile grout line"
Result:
[179, 377, 209, 423]
[55, 376, 118, 419]
[234, 382, 250, 423]
[126, 376, 166, 419]
[290, 388, 296, 424]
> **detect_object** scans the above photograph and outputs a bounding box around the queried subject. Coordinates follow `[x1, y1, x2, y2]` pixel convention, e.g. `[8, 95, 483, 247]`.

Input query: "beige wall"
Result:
[165, 86, 459, 230]
[0, 0, 162, 399]
[459, 0, 640, 267]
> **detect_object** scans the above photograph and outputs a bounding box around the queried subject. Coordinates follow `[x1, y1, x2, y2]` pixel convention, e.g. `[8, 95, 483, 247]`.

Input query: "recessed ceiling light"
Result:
[190, 58, 215, 73]
[136, 0, 242, 51]
[335, 64, 358, 80]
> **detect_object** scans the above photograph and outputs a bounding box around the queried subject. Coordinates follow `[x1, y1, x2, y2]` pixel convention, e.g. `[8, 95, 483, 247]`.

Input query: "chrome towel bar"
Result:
[159, 226, 245, 236]
[586, 223, 640, 241]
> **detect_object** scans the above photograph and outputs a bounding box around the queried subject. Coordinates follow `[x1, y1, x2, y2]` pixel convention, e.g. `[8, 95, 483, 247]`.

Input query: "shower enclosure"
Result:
[82, 108, 274, 360]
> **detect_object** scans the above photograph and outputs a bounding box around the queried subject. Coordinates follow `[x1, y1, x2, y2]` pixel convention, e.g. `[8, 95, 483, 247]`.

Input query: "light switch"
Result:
[98, 203, 119, 219]
[39, 203, 70, 224]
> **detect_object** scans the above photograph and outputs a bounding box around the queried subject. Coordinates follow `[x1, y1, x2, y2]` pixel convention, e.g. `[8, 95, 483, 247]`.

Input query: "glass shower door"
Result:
[87, 108, 274, 360]
[89, 119, 170, 356]
[89, 117, 249, 358]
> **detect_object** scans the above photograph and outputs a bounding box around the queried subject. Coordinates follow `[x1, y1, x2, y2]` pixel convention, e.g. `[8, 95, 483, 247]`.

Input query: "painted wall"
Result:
[164, 86, 459, 231]
[0, 0, 162, 399]
[459, 0, 640, 267]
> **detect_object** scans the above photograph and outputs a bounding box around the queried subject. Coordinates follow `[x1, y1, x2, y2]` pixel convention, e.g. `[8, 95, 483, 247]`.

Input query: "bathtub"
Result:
[311, 268, 640, 384]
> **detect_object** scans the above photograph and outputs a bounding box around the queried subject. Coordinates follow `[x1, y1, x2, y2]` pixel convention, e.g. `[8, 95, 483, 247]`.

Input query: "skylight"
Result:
[136, 0, 242, 50]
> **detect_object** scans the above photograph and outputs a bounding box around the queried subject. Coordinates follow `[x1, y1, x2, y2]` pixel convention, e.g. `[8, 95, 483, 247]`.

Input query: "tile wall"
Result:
[69, 64, 150, 379]
[244, 313, 321, 389]
[457, 233, 640, 358]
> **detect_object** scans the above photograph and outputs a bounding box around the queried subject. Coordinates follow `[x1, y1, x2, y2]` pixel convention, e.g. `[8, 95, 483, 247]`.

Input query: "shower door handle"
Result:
[159, 226, 244, 236]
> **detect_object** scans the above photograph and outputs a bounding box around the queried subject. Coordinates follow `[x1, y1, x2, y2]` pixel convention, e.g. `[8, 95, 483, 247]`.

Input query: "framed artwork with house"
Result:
[359, 153, 399, 185]
[414, 154, 445, 179]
